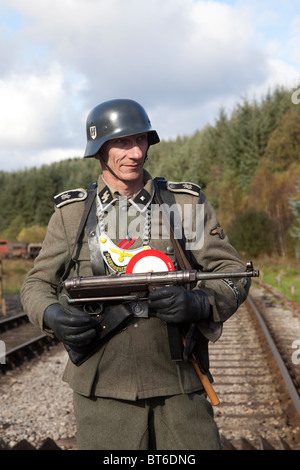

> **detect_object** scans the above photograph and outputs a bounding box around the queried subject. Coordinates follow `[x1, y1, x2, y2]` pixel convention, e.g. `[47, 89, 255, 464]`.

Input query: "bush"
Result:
[228, 209, 275, 257]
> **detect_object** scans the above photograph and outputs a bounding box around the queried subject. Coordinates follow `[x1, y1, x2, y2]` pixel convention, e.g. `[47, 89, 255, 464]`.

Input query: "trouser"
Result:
[73, 392, 221, 450]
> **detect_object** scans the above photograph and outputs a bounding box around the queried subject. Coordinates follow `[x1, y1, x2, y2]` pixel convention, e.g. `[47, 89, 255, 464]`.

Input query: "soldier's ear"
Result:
[95, 150, 107, 163]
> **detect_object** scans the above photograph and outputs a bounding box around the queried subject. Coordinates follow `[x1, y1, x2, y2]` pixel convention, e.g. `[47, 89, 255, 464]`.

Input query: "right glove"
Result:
[149, 286, 211, 324]
[43, 303, 98, 348]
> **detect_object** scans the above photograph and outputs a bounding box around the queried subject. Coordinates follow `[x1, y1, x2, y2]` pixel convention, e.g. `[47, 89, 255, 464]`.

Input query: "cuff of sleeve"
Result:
[195, 288, 223, 342]
[41, 302, 60, 338]
[197, 320, 223, 343]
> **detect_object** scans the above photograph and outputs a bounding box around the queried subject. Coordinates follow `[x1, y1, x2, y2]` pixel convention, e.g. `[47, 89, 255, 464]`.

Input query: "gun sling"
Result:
[153, 178, 209, 367]
[154, 178, 220, 406]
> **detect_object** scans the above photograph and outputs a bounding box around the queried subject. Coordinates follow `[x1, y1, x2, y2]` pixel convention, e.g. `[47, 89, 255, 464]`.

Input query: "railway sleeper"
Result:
[1, 336, 56, 373]
[0, 437, 61, 450]
[221, 435, 293, 450]
[0, 435, 294, 451]
[0, 313, 29, 333]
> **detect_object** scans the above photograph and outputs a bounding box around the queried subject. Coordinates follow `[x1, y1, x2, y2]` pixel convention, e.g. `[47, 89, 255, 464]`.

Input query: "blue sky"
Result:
[0, 0, 299, 172]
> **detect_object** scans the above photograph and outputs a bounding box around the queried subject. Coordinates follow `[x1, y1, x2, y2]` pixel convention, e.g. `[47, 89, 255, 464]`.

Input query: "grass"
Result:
[0, 259, 34, 294]
[252, 257, 300, 305]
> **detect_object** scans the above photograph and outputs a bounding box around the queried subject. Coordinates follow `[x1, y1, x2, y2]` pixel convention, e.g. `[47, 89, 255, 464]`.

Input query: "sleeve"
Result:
[20, 208, 70, 333]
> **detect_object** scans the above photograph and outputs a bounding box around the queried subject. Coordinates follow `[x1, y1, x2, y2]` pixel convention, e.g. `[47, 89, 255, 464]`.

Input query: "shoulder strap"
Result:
[154, 178, 211, 369]
[153, 178, 192, 362]
[57, 182, 97, 292]
[86, 193, 107, 276]
[153, 177, 192, 270]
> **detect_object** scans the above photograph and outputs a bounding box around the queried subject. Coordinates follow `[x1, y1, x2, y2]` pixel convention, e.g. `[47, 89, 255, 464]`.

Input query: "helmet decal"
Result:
[90, 125, 97, 140]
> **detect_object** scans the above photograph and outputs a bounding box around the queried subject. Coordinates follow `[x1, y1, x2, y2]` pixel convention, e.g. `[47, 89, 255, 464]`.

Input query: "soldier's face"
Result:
[98, 133, 148, 183]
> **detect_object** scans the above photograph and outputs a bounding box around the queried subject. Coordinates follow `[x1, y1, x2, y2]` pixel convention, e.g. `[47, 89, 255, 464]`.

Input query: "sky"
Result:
[0, 0, 299, 172]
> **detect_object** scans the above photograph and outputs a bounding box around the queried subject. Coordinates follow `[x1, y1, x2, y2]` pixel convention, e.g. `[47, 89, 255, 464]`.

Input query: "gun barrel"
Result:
[63, 270, 198, 298]
[195, 269, 259, 281]
[63, 262, 259, 302]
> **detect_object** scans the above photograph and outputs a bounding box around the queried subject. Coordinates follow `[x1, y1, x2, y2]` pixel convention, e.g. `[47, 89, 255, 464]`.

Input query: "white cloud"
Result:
[0, 0, 299, 171]
[288, 15, 300, 65]
[0, 66, 66, 147]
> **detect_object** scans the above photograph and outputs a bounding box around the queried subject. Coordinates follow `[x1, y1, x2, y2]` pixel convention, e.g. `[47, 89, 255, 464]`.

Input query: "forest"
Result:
[0, 86, 300, 259]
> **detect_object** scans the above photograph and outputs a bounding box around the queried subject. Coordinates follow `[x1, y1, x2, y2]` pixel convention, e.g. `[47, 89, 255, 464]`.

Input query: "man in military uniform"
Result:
[21, 99, 251, 450]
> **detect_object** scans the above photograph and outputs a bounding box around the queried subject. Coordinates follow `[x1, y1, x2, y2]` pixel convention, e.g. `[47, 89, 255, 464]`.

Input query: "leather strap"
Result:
[86, 197, 107, 276]
[57, 182, 97, 292]
[153, 178, 192, 270]
[153, 178, 210, 372]
[153, 178, 192, 361]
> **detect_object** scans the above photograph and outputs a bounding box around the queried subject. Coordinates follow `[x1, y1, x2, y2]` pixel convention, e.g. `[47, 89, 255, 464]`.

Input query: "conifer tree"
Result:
[289, 179, 300, 259]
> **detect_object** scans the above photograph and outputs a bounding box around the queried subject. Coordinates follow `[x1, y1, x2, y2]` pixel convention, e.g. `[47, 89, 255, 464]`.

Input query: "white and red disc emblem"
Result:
[126, 249, 175, 274]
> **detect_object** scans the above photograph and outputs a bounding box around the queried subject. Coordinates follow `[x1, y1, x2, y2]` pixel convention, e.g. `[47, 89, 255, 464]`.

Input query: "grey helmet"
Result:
[84, 99, 160, 158]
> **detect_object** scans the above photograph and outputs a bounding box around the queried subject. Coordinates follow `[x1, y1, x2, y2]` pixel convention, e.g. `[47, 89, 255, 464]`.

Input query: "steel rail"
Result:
[247, 295, 300, 416]
[0, 312, 27, 325]
[5, 333, 48, 358]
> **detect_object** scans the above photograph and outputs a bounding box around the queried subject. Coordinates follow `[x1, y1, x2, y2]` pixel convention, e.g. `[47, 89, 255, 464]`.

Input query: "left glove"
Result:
[149, 286, 211, 323]
[43, 304, 99, 348]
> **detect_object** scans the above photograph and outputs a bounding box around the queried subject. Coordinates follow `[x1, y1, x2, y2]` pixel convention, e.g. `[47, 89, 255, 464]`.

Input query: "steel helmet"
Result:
[84, 99, 160, 158]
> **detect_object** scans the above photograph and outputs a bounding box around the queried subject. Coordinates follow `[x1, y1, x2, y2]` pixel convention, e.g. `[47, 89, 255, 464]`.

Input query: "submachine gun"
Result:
[62, 261, 259, 406]
[63, 260, 259, 305]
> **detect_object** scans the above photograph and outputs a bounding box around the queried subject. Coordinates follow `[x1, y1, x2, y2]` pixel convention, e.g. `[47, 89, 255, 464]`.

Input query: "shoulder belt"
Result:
[154, 177, 192, 362]
[153, 177, 192, 271]
[54, 188, 88, 208]
[153, 177, 209, 371]
[57, 182, 97, 292]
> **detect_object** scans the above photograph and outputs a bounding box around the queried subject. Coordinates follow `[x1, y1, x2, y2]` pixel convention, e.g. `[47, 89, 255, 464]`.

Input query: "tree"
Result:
[264, 110, 300, 172]
[289, 179, 300, 259]
[3, 215, 26, 241]
[207, 169, 247, 231]
[248, 163, 300, 256]
[18, 224, 47, 243]
[221, 98, 262, 188]
[228, 209, 275, 257]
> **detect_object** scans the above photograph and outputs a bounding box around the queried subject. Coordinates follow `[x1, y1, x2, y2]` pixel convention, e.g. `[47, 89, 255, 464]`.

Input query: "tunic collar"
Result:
[97, 170, 154, 213]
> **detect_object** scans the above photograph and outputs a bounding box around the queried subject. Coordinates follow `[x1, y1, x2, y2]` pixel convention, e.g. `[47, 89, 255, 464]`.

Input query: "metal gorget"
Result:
[95, 191, 152, 274]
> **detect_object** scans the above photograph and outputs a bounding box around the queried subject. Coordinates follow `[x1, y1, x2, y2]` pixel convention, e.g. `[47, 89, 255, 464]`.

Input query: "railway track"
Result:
[0, 310, 56, 370]
[0, 286, 300, 450]
[210, 283, 300, 450]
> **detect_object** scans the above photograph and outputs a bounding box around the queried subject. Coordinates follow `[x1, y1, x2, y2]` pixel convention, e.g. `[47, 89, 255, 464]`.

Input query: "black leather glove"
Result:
[43, 304, 98, 348]
[149, 286, 211, 324]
